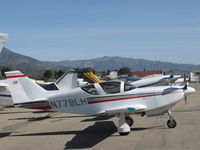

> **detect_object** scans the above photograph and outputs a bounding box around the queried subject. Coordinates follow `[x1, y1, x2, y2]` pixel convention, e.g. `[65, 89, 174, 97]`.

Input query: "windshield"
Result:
[81, 84, 99, 95]
[124, 82, 136, 91]
[99, 82, 121, 94]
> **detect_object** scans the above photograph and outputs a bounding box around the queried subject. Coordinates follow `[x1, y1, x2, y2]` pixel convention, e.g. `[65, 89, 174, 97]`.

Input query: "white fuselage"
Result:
[47, 85, 185, 116]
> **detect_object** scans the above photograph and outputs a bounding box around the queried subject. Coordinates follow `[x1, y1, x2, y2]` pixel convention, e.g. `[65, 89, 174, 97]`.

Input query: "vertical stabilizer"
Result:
[56, 71, 78, 91]
[5, 71, 48, 104]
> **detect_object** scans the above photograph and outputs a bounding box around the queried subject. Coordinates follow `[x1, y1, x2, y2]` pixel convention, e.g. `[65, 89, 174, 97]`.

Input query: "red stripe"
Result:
[6, 75, 27, 79]
[29, 106, 52, 110]
[88, 94, 161, 104]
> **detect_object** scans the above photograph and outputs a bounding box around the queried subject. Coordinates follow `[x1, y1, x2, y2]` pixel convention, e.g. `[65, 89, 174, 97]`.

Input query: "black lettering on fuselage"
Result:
[69, 99, 75, 107]
[80, 98, 88, 105]
[50, 98, 88, 109]
[74, 99, 81, 106]
[62, 100, 68, 107]
[56, 100, 62, 108]
[50, 101, 58, 109]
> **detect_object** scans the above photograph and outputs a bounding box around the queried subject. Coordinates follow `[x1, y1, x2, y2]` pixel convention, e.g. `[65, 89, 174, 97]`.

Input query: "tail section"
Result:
[5, 71, 48, 104]
[0, 33, 8, 53]
[55, 70, 78, 91]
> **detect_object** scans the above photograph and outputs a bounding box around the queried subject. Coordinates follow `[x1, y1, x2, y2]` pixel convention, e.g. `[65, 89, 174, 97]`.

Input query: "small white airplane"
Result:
[5, 71, 195, 135]
[0, 33, 8, 53]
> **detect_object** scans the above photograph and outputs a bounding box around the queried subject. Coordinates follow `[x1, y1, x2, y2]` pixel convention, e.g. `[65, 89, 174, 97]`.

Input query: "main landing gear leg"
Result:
[167, 110, 177, 128]
[118, 113, 130, 136]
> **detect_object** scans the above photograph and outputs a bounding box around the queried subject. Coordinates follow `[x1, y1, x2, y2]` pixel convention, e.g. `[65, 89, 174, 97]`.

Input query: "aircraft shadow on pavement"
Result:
[0, 111, 36, 114]
[9, 122, 166, 148]
[0, 132, 12, 138]
[64, 121, 117, 149]
[10, 121, 117, 149]
[81, 115, 115, 122]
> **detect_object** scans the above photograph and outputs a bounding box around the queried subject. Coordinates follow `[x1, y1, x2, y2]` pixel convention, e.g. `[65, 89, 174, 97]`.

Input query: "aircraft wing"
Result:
[100, 105, 146, 115]
[167, 75, 181, 83]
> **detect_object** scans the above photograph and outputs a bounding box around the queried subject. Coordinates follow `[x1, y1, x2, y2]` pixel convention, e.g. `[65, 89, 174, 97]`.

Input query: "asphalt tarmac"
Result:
[0, 83, 200, 150]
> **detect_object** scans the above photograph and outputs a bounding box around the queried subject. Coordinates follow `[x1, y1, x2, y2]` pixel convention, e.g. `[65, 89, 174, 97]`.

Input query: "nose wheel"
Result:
[167, 119, 177, 128]
[167, 110, 177, 128]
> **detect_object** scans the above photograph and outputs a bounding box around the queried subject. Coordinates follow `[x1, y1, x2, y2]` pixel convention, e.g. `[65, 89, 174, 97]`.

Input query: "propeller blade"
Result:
[183, 74, 187, 90]
[170, 71, 173, 78]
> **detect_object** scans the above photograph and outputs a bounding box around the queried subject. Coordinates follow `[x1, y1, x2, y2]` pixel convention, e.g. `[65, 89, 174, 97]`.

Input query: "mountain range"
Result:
[1, 47, 200, 77]
[50, 56, 200, 72]
[0, 47, 68, 77]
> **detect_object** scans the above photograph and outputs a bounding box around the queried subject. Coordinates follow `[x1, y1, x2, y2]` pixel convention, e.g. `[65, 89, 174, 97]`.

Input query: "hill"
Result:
[0, 47, 68, 77]
[51, 56, 200, 71]
[1, 47, 200, 77]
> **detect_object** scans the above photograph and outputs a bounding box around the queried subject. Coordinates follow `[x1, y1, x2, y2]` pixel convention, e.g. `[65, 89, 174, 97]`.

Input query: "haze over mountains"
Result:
[50, 56, 200, 72]
[1, 47, 200, 77]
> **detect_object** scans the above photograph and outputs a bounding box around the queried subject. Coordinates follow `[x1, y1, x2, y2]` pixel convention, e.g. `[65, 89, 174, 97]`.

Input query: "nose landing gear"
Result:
[167, 110, 177, 128]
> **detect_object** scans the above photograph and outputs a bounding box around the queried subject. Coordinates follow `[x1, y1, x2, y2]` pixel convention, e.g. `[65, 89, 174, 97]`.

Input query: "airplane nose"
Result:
[184, 87, 196, 96]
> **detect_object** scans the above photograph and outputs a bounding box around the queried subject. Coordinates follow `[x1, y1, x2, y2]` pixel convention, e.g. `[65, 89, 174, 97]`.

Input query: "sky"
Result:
[1, 0, 200, 64]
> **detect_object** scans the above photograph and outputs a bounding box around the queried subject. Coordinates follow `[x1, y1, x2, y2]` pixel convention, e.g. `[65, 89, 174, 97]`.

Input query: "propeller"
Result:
[168, 72, 181, 85]
[183, 74, 188, 105]
[183, 74, 187, 90]
[169, 71, 173, 78]
[168, 71, 174, 86]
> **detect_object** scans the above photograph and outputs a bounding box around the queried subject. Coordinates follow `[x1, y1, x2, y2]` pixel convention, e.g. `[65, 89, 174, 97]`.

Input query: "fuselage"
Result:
[47, 81, 186, 116]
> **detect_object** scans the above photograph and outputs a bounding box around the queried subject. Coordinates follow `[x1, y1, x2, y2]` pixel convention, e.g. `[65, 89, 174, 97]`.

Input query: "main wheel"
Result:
[167, 119, 177, 128]
[125, 116, 134, 127]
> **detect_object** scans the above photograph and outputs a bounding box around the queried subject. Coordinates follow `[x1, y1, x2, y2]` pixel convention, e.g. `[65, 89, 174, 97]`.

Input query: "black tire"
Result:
[167, 119, 177, 128]
[119, 132, 130, 136]
[125, 116, 134, 127]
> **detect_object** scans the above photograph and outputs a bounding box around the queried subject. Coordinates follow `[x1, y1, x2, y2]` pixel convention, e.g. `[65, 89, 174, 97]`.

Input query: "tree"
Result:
[57, 70, 65, 78]
[54, 70, 59, 79]
[0, 66, 12, 77]
[43, 70, 53, 80]
[106, 69, 111, 75]
[118, 67, 131, 75]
